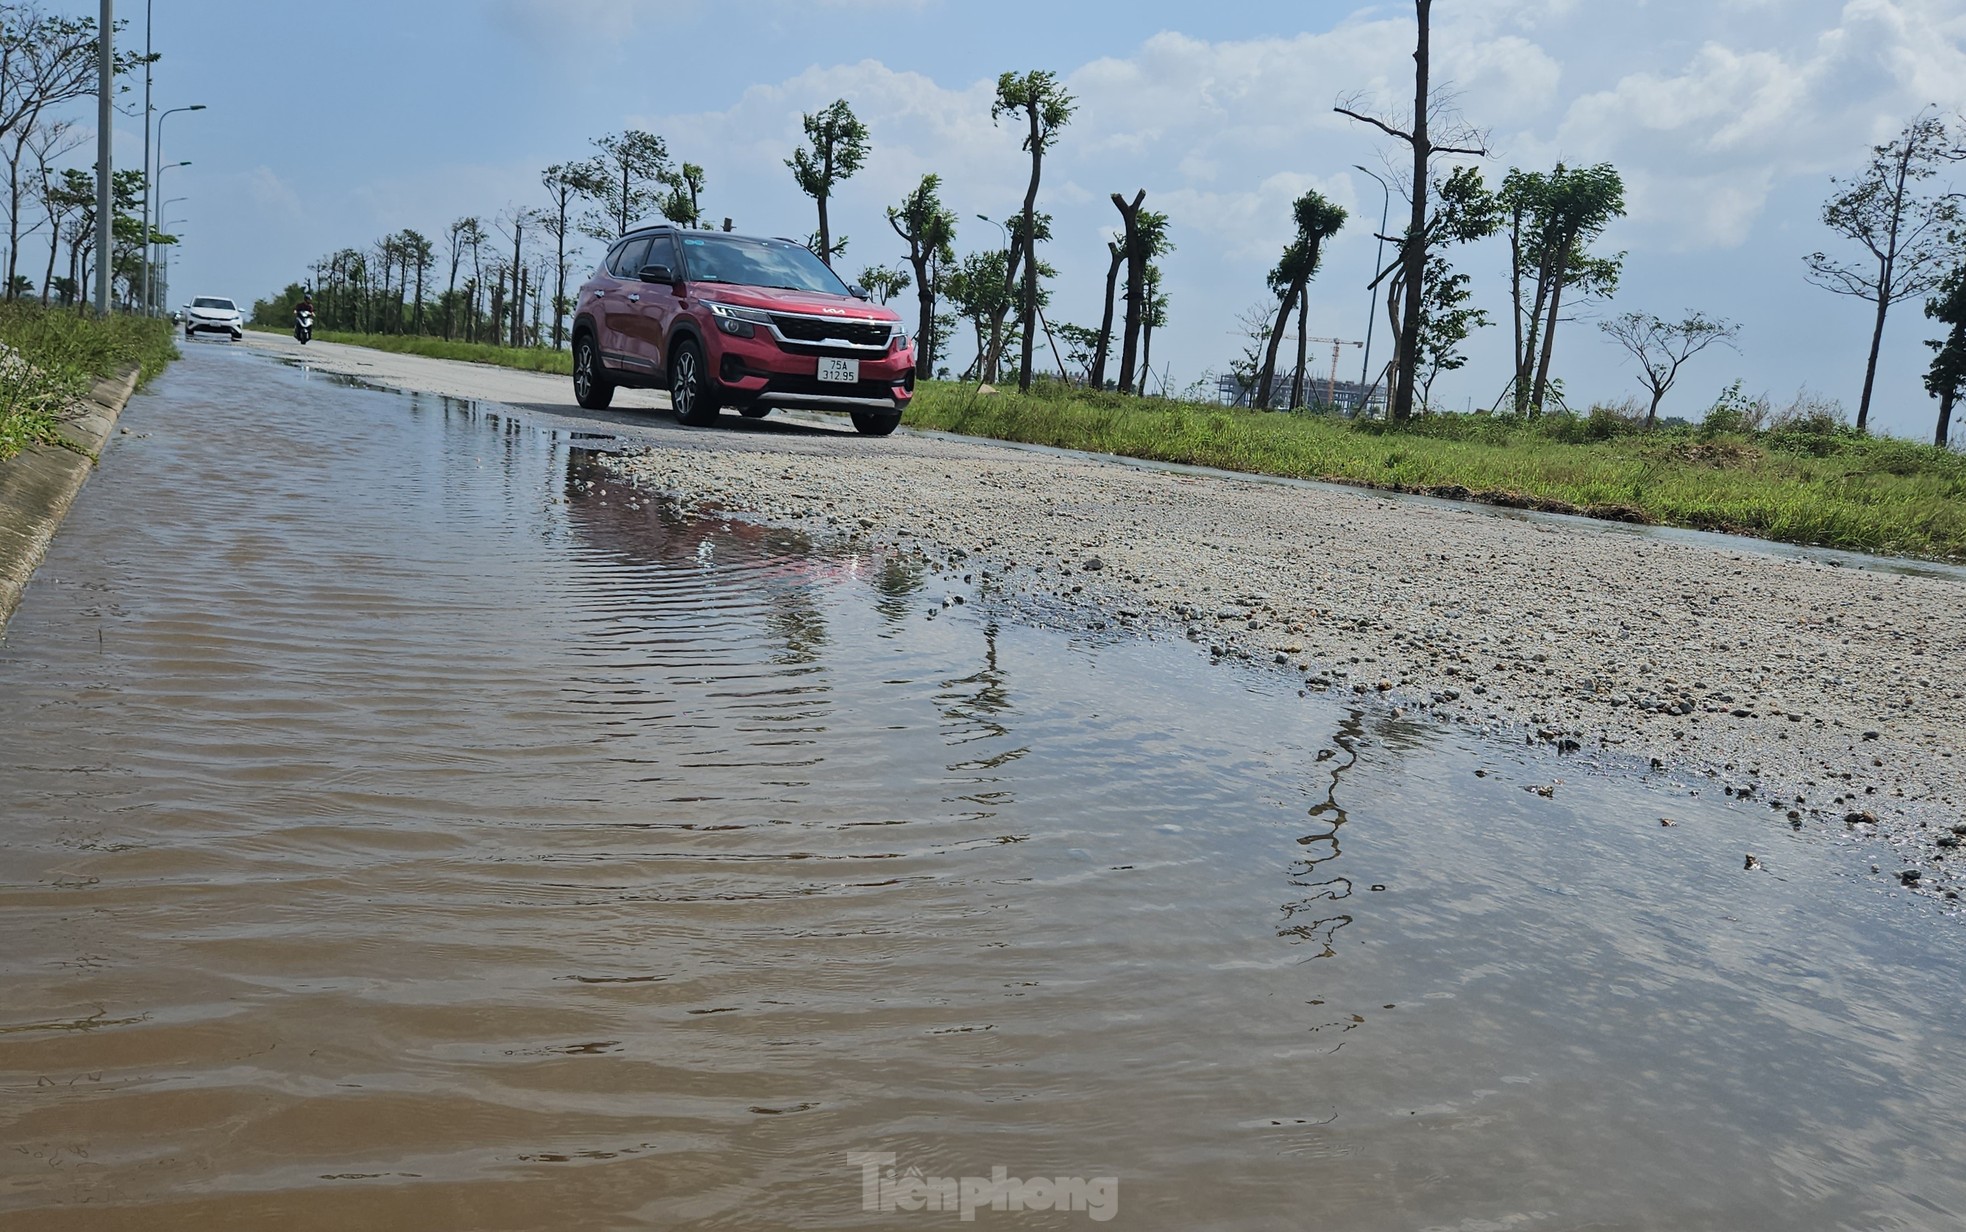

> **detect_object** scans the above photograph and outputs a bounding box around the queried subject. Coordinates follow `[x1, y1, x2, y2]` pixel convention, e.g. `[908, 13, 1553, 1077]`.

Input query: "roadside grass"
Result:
[0, 304, 178, 462]
[903, 381, 1966, 562]
[266, 327, 574, 375]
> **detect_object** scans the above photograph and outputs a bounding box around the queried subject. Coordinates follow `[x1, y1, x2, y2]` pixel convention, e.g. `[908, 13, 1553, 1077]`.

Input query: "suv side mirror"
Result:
[638, 263, 677, 285]
[848, 284, 870, 300]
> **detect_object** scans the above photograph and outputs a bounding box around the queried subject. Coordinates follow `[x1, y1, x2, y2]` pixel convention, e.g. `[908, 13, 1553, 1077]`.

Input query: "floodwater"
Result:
[3, 345, 1964, 1231]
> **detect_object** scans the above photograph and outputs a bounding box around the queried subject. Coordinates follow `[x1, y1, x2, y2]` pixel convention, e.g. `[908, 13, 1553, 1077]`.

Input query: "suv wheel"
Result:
[573, 333, 615, 410]
[669, 339, 720, 426]
[850, 408, 901, 437]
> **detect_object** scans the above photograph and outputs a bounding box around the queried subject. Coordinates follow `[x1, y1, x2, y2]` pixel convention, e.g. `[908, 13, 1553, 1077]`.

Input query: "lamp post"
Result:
[146, 104, 204, 314]
[150, 161, 187, 312]
[1353, 164, 1392, 414]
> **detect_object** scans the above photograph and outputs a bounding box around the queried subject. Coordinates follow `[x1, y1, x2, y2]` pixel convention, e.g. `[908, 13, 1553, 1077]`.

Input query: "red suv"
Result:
[570, 227, 915, 435]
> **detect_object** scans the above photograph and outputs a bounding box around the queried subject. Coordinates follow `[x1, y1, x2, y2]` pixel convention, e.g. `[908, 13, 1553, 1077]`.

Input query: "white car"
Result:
[184, 296, 244, 341]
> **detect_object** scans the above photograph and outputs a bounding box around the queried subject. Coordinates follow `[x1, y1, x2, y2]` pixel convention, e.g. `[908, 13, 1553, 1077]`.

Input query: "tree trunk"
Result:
[1293, 286, 1309, 408]
[553, 212, 568, 348]
[1142, 313, 1154, 395]
[1113, 192, 1146, 394]
[1646, 388, 1664, 430]
[413, 262, 426, 335]
[1256, 291, 1294, 410]
[1531, 271, 1566, 416]
[1017, 106, 1044, 393]
[817, 193, 831, 269]
[1091, 243, 1122, 388]
[1856, 284, 1890, 434]
[913, 264, 935, 373]
[1391, 0, 1433, 425]
[1937, 387, 1956, 449]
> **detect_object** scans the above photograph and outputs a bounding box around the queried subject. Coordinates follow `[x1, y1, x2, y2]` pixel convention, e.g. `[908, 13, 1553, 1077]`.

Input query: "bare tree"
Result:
[1805, 110, 1965, 432]
[1336, 0, 1488, 423]
[541, 163, 596, 348]
[1599, 310, 1741, 427]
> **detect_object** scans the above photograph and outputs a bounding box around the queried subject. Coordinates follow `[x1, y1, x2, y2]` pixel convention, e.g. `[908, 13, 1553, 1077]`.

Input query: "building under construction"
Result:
[1216, 373, 1388, 416]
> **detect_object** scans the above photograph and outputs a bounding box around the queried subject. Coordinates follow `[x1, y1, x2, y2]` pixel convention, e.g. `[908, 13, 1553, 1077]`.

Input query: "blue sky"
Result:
[101, 0, 1966, 438]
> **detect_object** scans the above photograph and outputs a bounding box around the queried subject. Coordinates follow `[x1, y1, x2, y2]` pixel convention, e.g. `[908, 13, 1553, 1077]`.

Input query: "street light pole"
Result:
[147, 104, 203, 315]
[1353, 164, 1392, 413]
[138, 0, 149, 311]
[94, 0, 112, 314]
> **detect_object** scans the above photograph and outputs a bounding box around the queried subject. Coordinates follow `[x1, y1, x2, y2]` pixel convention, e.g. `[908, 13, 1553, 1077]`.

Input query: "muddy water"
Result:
[3, 346, 1964, 1231]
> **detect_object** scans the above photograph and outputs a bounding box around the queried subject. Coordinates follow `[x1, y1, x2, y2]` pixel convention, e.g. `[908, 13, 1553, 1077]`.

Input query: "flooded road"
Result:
[4, 344, 1964, 1230]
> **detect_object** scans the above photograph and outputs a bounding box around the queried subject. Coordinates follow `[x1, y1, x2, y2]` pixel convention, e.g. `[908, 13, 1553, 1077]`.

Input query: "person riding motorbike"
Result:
[294, 293, 316, 343]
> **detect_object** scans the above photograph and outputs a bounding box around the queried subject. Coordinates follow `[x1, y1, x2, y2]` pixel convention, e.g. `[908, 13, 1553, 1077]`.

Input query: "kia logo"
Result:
[822, 308, 847, 315]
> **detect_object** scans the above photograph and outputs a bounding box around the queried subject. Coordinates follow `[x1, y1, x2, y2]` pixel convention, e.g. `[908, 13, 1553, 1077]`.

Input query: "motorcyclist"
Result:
[295, 292, 315, 320]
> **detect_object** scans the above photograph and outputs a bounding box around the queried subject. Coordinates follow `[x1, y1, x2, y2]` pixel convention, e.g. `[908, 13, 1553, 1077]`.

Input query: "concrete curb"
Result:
[0, 362, 143, 637]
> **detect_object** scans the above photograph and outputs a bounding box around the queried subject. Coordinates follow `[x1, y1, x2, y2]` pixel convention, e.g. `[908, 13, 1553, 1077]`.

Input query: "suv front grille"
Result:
[769, 315, 892, 348]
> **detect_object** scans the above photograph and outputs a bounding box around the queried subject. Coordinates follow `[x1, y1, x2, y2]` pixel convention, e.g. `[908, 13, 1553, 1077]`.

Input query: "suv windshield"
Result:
[192, 297, 236, 310]
[678, 236, 848, 295]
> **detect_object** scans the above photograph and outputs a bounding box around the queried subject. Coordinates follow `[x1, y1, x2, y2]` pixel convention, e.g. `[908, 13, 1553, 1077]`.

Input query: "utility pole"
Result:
[94, 0, 113, 314]
[138, 0, 150, 313]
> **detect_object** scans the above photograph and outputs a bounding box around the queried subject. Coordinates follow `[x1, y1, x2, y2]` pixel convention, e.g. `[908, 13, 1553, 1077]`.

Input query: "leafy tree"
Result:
[580, 130, 670, 241]
[661, 162, 706, 228]
[541, 164, 598, 346]
[1140, 264, 1170, 395]
[1599, 310, 1741, 428]
[1336, 0, 1488, 422]
[1805, 110, 1965, 432]
[1256, 191, 1347, 410]
[1925, 265, 1966, 449]
[788, 99, 868, 269]
[1411, 255, 1487, 409]
[887, 173, 958, 374]
[1500, 162, 1625, 417]
[0, 7, 149, 299]
[1053, 321, 1102, 382]
[992, 70, 1075, 392]
[857, 263, 911, 304]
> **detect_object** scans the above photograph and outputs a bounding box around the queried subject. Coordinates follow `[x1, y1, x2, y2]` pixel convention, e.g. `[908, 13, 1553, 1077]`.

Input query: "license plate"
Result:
[817, 358, 859, 384]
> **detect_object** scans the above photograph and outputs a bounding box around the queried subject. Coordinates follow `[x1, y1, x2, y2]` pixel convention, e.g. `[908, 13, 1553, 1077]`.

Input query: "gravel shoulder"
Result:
[240, 334, 1966, 893]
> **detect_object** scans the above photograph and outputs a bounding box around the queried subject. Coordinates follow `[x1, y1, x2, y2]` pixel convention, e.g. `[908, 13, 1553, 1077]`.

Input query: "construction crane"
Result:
[1302, 337, 1364, 409]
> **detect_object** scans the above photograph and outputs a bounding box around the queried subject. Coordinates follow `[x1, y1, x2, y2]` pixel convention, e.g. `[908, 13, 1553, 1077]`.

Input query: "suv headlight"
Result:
[705, 301, 772, 339]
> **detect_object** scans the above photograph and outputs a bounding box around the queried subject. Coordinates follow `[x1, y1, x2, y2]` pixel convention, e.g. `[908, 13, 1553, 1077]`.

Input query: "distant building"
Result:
[1217, 373, 1387, 416]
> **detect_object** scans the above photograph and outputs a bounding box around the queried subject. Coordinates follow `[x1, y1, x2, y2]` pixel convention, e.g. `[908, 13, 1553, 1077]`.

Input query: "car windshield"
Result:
[678, 236, 848, 296]
[192, 297, 236, 311]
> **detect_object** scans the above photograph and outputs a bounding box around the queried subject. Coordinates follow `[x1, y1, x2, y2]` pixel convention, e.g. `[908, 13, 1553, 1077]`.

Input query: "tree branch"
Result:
[1334, 107, 1415, 146]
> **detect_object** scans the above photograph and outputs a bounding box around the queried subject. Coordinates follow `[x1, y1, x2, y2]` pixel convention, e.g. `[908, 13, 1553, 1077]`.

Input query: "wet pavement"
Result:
[3, 343, 1964, 1230]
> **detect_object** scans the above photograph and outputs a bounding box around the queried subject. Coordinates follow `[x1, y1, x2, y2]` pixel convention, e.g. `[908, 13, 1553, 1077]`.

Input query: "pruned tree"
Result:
[1227, 302, 1278, 402]
[788, 99, 868, 269]
[1090, 239, 1124, 389]
[580, 130, 670, 241]
[442, 217, 484, 341]
[1500, 162, 1626, 417]
[1599, 310, 1741, 428]
[1805, 110, 1965, 432]
[1109, 195, 1170, 396]
[661, 162, 706, 228]
[29, 115, 81, 303]
[402, 229, 434, 335]
[1256, 190, 1347, 411]
[992, 70, 1075, 393]
[1925, 264, 1966, 449]
[1335, 0, 1487, 423]
[887, 173, 958, 373]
